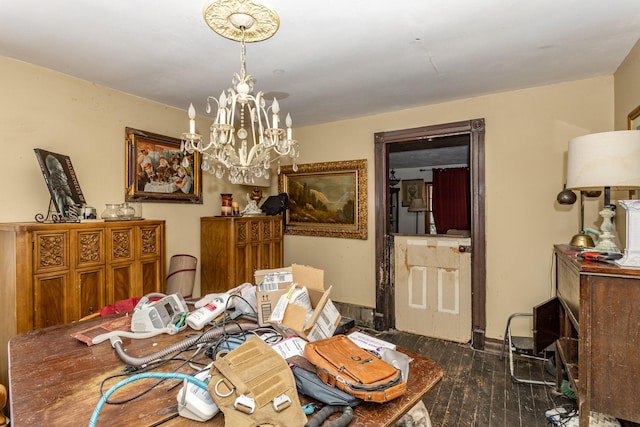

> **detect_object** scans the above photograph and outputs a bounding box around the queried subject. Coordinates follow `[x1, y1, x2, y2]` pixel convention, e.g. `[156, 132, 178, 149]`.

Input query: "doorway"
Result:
[373, 119, 486, 349]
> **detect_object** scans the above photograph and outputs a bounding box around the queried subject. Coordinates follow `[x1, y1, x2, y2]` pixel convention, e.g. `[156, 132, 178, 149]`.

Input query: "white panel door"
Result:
[394, 235, 471, 343]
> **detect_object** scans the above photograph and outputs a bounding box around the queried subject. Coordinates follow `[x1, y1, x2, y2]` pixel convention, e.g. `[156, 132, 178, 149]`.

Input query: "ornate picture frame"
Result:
[125, 127, 203, 204]
[628, 105, 640, 130]
[278, 159, 368, 239]
[401, 179, 425, 207]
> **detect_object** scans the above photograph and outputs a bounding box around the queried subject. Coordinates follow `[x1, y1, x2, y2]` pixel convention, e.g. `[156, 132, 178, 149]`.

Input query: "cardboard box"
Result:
[254, 264, 341, 341]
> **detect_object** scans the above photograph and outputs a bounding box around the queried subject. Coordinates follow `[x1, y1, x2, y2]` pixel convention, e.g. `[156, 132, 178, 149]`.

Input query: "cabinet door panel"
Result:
[33, 231, 69, 273]
[236, 221, 248, 244]
[248, 219, 261, 242]
[108, 228, 134, 264]
[235, 245, 250, 286]
[248, 242, 260, 279]
[139, 225, 162, 259]
[260, 241, 272, 269]
[33, 273, 69, 328]
[272, 239, 283, 268]
[141, 259, 161, 296]
[533, 297, 560, 354]
[110, 264, 136, 303]
[77, 267, 105, 319]
[75, 229, 104, 268]
[272, 219, 283, 267]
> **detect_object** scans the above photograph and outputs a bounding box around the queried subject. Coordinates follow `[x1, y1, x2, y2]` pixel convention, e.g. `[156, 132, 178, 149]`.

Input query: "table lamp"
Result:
[566, 130, 640, 253]
[408, 198, 428, 233]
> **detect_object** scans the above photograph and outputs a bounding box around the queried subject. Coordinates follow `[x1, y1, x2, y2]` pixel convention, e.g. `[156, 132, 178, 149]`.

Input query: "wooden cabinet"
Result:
[554, 245, 640, 426]
[0, 219, 165, 388]
[200, 216, 283, 295]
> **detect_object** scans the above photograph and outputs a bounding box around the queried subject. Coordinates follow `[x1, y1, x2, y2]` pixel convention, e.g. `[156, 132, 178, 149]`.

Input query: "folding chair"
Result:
[500, 312, 555, 386]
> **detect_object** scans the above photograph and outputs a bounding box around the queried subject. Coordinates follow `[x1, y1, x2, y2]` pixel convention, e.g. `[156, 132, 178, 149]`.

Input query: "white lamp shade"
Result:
[566, 130, 640, 191]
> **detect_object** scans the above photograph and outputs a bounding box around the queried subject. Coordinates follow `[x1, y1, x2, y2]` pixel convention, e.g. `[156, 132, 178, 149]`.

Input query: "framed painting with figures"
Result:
[125, 127, 202, 204]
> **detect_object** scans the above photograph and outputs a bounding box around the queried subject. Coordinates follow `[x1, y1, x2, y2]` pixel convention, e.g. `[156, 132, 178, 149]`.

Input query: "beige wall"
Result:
[0, 56, 265, 297]
[611, 39, 640, 252]
[1, 54, 618, 340]
[615, 38, 640, 130]
[291, 77, 614, 340]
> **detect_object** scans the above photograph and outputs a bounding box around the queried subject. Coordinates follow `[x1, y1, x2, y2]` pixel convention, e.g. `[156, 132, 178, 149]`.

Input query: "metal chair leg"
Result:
[500, 312, 555, 386]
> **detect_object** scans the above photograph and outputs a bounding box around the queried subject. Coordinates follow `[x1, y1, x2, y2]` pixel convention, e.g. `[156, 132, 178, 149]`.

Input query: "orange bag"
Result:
[304, 335, 406, 403]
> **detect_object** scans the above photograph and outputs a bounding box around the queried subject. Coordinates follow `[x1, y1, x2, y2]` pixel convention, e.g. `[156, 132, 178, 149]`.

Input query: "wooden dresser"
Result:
[554, 245, 640, 426]
[200, 216, 283, 295]
[0, 219, 165, 388]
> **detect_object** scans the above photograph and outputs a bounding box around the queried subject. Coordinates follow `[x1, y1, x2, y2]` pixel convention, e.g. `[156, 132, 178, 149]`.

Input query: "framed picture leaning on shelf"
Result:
[34, 148, 86, 218]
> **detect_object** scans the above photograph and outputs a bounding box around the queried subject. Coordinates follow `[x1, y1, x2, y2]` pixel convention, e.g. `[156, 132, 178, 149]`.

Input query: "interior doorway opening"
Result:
[373, 119, 486, 350]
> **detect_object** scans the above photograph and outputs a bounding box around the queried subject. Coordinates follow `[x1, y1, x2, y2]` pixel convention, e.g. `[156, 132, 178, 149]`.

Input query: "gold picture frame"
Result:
[628, 105, 640, 130]
[278, 159, 368, 239]
[125, 127, 203, 204]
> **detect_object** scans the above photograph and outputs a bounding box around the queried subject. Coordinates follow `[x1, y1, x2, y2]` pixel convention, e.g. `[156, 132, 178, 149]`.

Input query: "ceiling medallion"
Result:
[203, 0, 280, 42]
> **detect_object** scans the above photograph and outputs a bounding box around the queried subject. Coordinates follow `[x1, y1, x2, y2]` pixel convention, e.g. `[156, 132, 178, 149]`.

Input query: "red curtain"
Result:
[432, 167, 470, 234]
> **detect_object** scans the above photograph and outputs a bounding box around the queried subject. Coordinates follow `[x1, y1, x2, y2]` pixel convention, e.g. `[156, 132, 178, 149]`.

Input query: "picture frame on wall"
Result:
[401, 179, 425, 207]
[125, 127, 203, 204]
[628, 105, 640, 130]
[34, 148, 86, 218]
[278, 159, 368, 239]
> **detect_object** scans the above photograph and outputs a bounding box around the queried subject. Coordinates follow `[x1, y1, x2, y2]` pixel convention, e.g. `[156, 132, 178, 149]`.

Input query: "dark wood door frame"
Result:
[373, 118, 486, 349]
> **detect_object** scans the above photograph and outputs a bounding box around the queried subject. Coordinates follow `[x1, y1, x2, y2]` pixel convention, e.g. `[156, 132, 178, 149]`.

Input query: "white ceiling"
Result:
[2, 0, 640, 131]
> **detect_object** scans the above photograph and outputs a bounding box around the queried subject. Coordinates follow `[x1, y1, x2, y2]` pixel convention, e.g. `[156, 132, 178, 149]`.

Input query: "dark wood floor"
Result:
[372, 329, 576, 427]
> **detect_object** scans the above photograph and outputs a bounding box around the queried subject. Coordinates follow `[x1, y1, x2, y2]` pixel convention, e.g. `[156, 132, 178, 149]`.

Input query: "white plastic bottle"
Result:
[186, 293, 230, 330]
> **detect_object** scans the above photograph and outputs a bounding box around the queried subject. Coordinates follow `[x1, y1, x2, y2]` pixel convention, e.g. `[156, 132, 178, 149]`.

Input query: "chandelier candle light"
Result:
[182, 0, 299, 185]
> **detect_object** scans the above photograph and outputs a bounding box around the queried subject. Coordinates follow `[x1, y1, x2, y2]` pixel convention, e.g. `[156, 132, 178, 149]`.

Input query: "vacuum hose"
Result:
[305, 405, 353, 427]
[111, 322, 259, 368]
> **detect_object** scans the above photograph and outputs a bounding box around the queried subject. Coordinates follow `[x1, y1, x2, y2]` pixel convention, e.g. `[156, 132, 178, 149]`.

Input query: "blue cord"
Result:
[87, 372, 209, 427]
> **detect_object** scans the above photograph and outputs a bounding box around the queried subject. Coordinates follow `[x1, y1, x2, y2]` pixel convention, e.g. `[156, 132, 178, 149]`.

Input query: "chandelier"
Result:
[182, 0, 299, 184]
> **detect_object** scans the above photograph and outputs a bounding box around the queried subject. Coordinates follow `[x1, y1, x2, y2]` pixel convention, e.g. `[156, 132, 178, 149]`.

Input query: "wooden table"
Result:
[9, 315, 442, 426]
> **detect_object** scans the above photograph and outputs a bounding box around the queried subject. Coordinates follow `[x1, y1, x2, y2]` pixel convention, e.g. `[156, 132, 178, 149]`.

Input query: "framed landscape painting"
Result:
[278, 159, 367, 239]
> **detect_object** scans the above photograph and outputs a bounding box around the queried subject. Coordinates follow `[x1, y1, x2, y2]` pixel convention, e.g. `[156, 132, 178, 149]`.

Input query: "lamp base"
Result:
[593, 206, 620, 253]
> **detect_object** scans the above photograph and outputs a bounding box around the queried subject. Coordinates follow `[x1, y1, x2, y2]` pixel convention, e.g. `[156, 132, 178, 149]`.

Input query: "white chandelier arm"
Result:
[183, 0, 297, 183]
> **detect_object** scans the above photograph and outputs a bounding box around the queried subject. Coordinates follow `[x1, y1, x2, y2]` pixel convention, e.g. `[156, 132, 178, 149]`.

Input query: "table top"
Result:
[9, 315, 442, 427]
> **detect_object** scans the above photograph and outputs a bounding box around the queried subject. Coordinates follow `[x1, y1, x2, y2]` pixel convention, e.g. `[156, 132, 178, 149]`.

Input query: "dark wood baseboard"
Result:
[332, 301, 375, 329]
